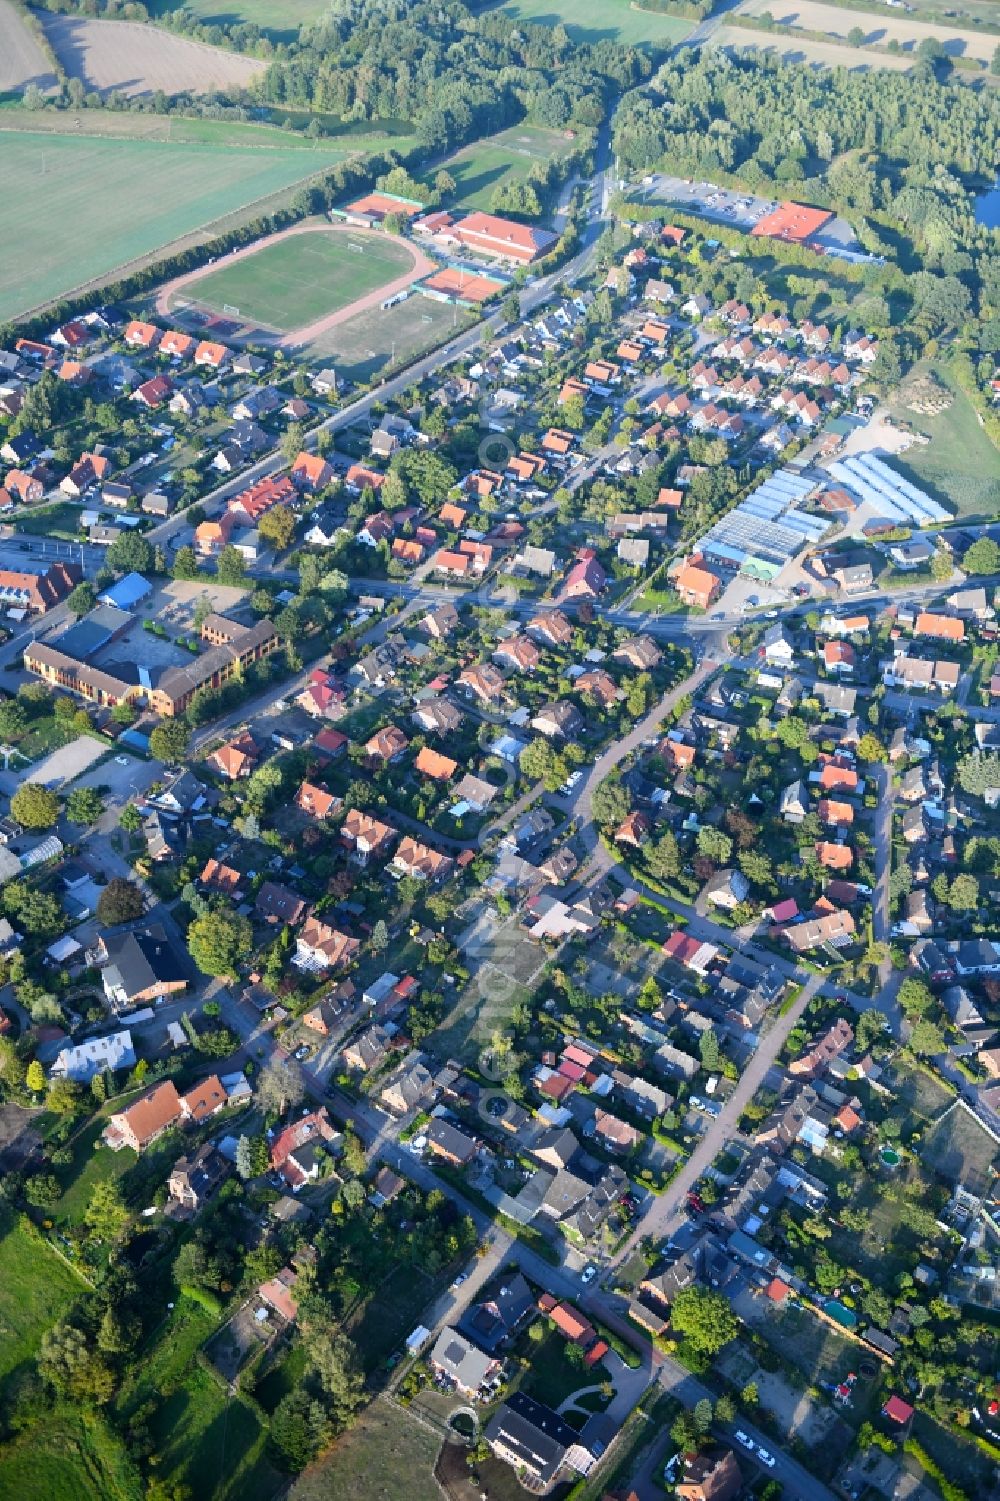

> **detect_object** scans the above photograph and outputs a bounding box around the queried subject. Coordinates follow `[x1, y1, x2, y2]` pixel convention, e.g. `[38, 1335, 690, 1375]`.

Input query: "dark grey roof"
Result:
[103, 925, 186, 999]
[485, 1392, 575, 1484]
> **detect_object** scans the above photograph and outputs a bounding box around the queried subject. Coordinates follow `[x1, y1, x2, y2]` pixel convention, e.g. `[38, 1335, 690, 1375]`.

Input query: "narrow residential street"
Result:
[609, 973, 824, 1264]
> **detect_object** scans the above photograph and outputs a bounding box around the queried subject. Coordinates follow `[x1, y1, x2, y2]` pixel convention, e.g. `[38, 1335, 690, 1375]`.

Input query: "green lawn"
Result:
[520, 1329, 600, 1409]
[311, 292, 471, 380]
[440, 123, 579, 215]
[290, 1397, 443, 1501]
[147, 1366, 281, 1501]
[0, 1409, 141, 1501]
[14, 501, 84, 539]
[887, 357, 1000, 521]
[148, 0, 330, 44]
[0, 130, 362, 320]
[181, 229, 417, 333]
[0, 1211, 84, 1401]
[484, 0, 692, 46]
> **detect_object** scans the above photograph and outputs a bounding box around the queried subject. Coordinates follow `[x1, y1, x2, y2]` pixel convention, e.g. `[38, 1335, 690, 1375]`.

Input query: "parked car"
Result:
[757, 1447, 776, 1468]
[580, 1264, 598, 1286]
[734, 1432, 753, 1450]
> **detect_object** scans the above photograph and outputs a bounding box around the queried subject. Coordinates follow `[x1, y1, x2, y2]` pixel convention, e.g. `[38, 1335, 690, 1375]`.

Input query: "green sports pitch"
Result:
[0, 129, 357, 322]
[174, 231, 418, 333]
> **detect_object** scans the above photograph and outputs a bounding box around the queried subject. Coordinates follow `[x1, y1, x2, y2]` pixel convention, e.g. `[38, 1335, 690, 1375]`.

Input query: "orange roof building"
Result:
[816, 841, 853, 870]
[915, 611, 964, 642]
[751, 201, 834, 243]
[674, 557, 721, 609]
[414, 746, 458, 781]
[451, 211, 557, 264]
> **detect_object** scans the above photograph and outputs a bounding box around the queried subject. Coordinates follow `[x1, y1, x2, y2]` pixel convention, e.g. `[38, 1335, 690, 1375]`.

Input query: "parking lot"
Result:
[634, 174, 865, 256]
[24, 733, 106, 789]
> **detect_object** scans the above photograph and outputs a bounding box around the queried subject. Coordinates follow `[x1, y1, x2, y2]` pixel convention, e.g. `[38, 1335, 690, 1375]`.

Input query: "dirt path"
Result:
[155, 222, 436, 349]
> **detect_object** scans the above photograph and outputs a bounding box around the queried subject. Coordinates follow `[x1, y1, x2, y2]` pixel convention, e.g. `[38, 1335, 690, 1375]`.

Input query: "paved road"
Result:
[609, 972, 823, 1265]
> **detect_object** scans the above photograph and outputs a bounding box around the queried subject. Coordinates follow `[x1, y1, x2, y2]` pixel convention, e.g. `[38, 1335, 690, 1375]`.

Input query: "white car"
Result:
[114, 755, 130, 766]
[734, 1431, 754, 1450]
[451, 1271, 469, 1290]
[580, 1264, 598, 1286]
[757, 1447, 776, 1468]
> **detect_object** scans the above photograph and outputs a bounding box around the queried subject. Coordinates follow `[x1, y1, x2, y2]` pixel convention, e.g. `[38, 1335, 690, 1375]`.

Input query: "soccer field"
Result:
[0, 130, 356, 321]
[177, 230, 419, 333]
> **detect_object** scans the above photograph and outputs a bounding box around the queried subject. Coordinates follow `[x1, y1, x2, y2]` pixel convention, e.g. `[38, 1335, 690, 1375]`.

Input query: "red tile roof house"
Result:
[593, 1109, 642, 1154]
[259, 1265, 301, 1323]
[194, 340, 229, 369]
[104, 1079, 182, 1151]
[132, 375, 172, 409]
[207, 731, 259, 780]
[294, 918, 360, 971]
[561, 553, 607, 602]
[200, 858, 244, 898]
[124, 319, 161, 350]
[674, 557, 721, 610]
[255, 881, 308, 926]
[296, 781, 340, 819]
[159, 329, 194, 359]
[616, 811, 651, 848]
[364, 724, 409, 765]
[5, 470, 43, 503]
[459, 663, 506, 704]
[341, 808, 397, 864]
[391, 836, 455, 884]
[291, 451, 334, 492]
[269, 1107, 338, 1188]
[433, 548, 472, 578]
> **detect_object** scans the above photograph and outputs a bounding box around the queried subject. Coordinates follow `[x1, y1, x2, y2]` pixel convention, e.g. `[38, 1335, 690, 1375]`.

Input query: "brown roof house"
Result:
[104, 1079, 183, 1151]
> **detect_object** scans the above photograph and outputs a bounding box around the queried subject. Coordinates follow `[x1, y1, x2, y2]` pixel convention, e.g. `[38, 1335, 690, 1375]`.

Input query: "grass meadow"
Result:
[484, 0, 692, 46]
[0, 128, 359, 319]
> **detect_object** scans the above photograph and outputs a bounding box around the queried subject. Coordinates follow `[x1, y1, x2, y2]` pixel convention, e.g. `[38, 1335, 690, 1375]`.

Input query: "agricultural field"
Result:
[148, 0, 330, 44]
[0, 1212, 84, 1401]
[440, 123, 579, 215]
[311, 289, 473, 383]
[38, 12, 263, 96]
[165, 227, 421, 337]
[0, 0, 58, 98]
[0, 129, 361, 320]
[736, 0, 997, 64]
[485, 0, 692, 47]
[921, 1101, 999, 1191]
[713, 24, 914, 67]
[0, 1409, 141, 1501]
[887, 358, 1000, 521]
[289, 1396, 443, 1501]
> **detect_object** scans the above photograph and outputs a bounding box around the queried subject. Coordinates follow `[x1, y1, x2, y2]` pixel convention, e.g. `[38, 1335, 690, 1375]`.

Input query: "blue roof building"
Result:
[98, 572, 152, 611]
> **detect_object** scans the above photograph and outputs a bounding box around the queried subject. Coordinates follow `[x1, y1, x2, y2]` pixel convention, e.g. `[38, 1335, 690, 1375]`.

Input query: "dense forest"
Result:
[251, 0, 650, 151]
[613, 50, 999, 355]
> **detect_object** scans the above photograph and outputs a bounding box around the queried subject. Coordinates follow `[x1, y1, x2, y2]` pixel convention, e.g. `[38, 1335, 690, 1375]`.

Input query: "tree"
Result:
[106, 532, 153, 576]
[0, 700, 26, 741]
[696, 826, 733, 865]
[909, 1018, 945, 1056]
[97, 877, 145, 926]
[670, 1286, 738, 1354]
[26, 1058, 44, 1093]
[699, 1028, 722, 1071]
[897, 977, 935, 1020]
[256, 1056, 305, 1116]
[216, 546, 246, 586]
[670, 1410, 700, 1450]
[957, 752, 1000, 799]
[647, 830, 681, 882]
[25, 1172, 61, 1208]
[855, 732, 885, 764]
[119, 802, 142, 833]
[67, 582, 97, 617]
[502, 292, 521, 324]
[65, 787, 103, 826]
[591, 776, 630, 830]
[174, 1240, 219, 1290]
[236, 1133, 269, 1179]
[38, 1321, 114, 1404]
[304, 1326, 365, 1426]
[693, 1397, 714, 1433]
[947, 871, 979, 911]
[46, 1078, 82, 1114]
[854, 1009, 887, 1053]
[172, 545, 201, 581]
[930, 548, 952, 582]
[960, 537, 996, 576]
[371, 918, 389, 953]
[11, 782, 59, 829]
[84, 1179, 130, 1242]
[187, 909, 251, 978]
[259, 506, 296, 551]
[269, 1391, 330, 1472]
[149, 720, 190, 764]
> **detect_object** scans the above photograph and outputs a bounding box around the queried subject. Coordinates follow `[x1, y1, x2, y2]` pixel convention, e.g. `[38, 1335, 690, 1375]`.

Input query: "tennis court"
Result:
[168, 227, 418, 333]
